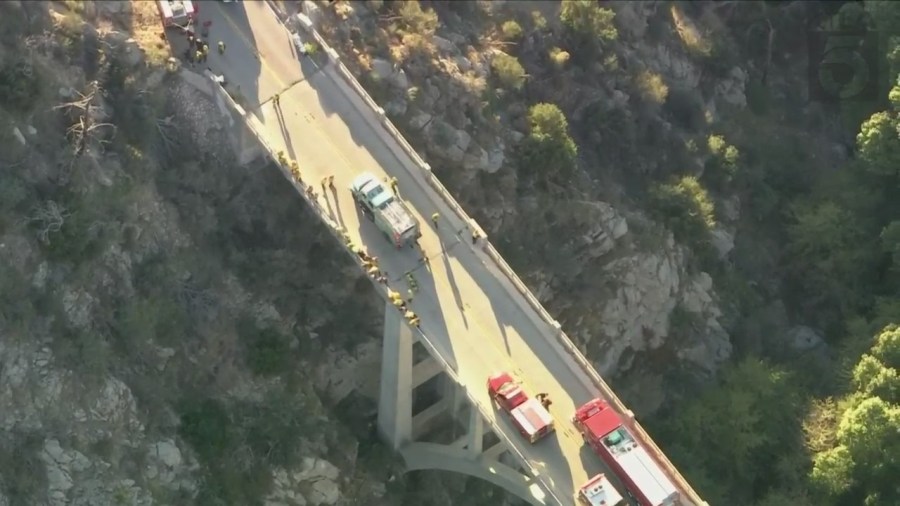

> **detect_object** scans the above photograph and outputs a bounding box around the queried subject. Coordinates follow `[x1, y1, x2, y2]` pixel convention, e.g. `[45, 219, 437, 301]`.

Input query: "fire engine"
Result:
[573, 399, 680, 506]
[487, 372, 554, 444]
[156, 0, 198, 28]
[578, 473, 625, 506]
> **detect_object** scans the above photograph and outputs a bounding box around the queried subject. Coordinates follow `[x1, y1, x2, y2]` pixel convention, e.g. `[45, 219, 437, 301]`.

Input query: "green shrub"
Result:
[0, 432, 46, 504]
[236, 317, 292, 377]
[746, 79, 771, 115]
[491, 52, 526, 90]
[635, 70, 669, 104]
[179, 398, 234, 462]
[398, 1, 438, 36]
[648, 175, 716, 243]
[549, 47, 571, 68]
[531, 11, 548, 30]
[0, 58, 41, 112]
[519, 103, 578, 179]
[500, 20, 523, 41]
[560, 0, 618, 42]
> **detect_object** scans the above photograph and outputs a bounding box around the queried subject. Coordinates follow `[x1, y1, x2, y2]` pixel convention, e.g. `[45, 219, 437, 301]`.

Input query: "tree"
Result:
[491, 52, 526, 90]
[499, 20, 523, 41]
[658, 359, 805, 502]
[560, 0, 618, 42]
[518, 103, 577, 179]
[808, 325, 900, 506]
[857, 110, 900, 177]
[703, 134, 739, 191]
[398, 1, 438, 36]
[786, 200, 872, 312]
[635, 70, 669, 104]
[648, 176, 716, 244]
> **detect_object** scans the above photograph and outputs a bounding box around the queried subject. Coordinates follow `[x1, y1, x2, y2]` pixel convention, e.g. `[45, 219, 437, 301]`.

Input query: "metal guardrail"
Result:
[261, 5, 707, 506]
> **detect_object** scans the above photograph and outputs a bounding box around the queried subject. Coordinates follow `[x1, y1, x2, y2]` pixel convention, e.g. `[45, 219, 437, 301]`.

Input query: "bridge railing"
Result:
[264, 6, 706, 506]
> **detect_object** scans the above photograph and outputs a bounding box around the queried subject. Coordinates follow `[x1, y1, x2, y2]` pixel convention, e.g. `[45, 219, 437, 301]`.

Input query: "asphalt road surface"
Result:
[193, 2, 690, 505]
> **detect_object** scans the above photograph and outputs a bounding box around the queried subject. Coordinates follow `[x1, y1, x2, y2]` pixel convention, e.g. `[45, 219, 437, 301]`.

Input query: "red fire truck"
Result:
[156, 0, 198, 28]
[487, 372, 555, 444]
[573, 399, 680, 506]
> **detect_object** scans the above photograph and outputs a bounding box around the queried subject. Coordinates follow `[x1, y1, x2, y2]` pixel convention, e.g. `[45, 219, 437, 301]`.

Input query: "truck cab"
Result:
[350, 172, 421, 249]
[578, 473, 625, 506]
[487, 372, 555, 444]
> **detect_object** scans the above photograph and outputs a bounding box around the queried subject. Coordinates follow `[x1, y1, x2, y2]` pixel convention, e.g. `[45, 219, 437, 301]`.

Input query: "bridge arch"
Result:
[399, 442, 548, 506]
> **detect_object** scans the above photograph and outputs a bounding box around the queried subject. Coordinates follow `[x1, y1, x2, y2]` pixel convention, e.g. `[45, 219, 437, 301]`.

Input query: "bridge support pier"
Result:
[377, 301, 414, 450]
[377, 303, 550, 505]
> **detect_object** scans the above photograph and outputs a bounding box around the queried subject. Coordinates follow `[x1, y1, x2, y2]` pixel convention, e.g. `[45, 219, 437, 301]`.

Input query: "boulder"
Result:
[12, 127, 25, 146]
[391, 69, 409, 89]
[384, 99, 407, 117]
[787, 325, 825, 351]
[409, 112, 432, 130]
[432, 35, 457, 54]
[710, 227, 734, 259]
[370, 58, 393, 80]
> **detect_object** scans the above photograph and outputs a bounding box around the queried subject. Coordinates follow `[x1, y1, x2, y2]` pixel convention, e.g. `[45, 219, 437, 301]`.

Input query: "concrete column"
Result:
[466, 408, 484, 456]
[442, 374, 466, 418]
[378, 302, 414, 449]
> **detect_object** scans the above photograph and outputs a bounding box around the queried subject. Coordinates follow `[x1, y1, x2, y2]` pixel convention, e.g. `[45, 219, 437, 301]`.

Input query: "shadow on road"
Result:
[435, 229, 468, 330]
[274, 102, 297, 159]
[179, 2, 263, 110]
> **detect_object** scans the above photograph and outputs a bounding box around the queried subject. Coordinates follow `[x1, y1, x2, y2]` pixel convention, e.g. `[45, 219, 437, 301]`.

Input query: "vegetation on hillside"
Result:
[651, 3, 900, 506]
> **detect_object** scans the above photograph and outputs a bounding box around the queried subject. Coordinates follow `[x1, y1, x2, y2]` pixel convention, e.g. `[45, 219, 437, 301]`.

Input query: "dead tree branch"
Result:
[25, 200, 70, 244]
[53, 80, 116, 157]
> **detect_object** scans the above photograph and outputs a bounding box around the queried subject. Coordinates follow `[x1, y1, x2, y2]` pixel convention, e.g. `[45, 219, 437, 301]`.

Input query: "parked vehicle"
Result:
[156, 0, 197, 28]
[487, 372, 554, 444]
[577, 473, 625, 506]
[350, 172, 421, 249]
[573, 399, 680, 506]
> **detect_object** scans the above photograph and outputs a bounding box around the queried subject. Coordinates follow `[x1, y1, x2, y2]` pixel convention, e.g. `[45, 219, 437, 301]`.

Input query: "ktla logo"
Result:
[808, 16, 879, 103]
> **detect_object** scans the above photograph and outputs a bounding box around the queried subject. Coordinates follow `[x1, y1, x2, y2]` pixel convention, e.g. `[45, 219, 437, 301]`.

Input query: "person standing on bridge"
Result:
[536, 393, 552, 410]
[389, 176, 398, 194]
[328, 175, 336, 190]
[406, 273, 418, 293]
[218, 41, 226, 55]
[431, 212, 439, 228]
[273, 93, 281, 108]
[194, 49, 203, 66]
